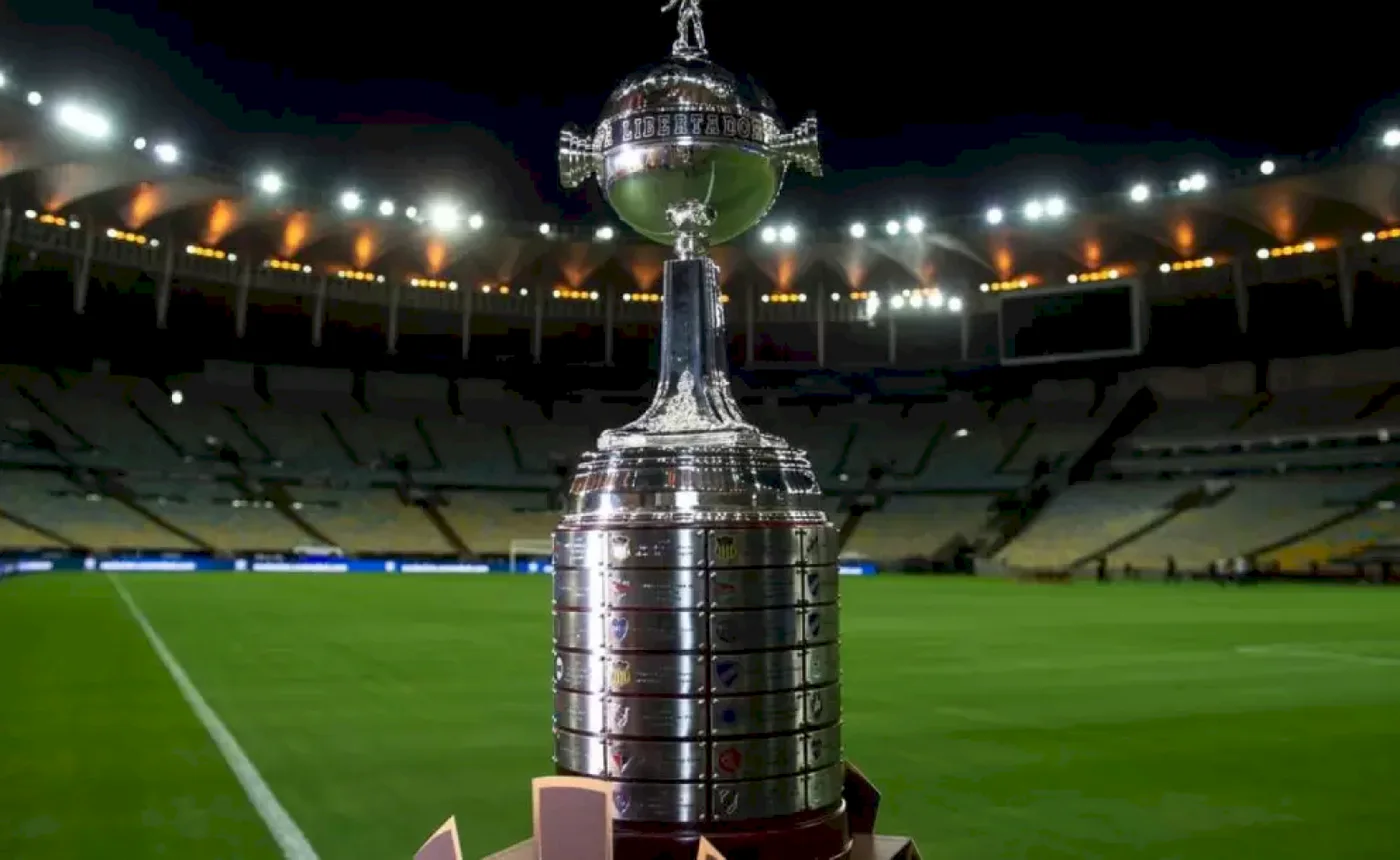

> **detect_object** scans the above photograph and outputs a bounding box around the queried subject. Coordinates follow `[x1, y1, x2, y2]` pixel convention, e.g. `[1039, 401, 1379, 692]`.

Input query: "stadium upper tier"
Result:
[4, 92, 1400, 327]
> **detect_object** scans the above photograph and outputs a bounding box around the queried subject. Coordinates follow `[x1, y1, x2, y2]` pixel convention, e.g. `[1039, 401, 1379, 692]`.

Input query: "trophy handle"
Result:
[559, 124, 600, 190]
[775, 113, 822, 178]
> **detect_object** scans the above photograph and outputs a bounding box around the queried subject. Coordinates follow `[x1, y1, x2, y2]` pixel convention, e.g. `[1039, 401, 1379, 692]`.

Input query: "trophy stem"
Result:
[598, 207, 778, 451]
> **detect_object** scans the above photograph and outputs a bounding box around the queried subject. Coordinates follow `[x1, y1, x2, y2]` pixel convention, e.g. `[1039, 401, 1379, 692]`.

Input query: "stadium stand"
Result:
[3, 348, 1399, 575]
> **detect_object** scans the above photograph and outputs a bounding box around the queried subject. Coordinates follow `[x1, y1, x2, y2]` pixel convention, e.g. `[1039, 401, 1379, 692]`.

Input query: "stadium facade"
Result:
[2, 94, 1399, 577]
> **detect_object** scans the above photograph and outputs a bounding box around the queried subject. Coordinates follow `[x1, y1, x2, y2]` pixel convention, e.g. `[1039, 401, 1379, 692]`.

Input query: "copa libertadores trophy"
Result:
[477, 3, 918, 859]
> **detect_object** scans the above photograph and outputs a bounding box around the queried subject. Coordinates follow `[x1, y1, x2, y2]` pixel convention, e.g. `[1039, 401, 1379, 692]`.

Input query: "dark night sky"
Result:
[1, 1, 1396, 227]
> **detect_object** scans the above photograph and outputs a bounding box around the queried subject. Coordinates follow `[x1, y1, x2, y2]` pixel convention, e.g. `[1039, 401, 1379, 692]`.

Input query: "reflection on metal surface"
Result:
[552, 0, 837, 829]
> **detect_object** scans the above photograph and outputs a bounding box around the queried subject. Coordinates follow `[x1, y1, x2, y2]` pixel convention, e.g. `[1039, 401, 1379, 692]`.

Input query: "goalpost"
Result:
[508, 538, 555, 573]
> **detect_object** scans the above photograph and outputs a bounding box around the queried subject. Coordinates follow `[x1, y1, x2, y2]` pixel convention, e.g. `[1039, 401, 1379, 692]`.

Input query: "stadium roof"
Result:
[3, 75, 1400, 306]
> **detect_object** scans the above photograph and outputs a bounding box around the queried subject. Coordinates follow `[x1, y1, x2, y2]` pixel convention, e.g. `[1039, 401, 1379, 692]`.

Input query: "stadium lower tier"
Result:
[2, 470, 1396, 572]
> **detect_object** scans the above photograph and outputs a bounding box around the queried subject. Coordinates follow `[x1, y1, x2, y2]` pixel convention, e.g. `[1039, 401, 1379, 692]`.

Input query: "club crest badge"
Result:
[809, 735, 824, 764]
[716, 787, 740, 817]
[808, 691, 824, 721]
[715, 659, 740, 689]
[609, 534, 632, 562]
[719, 706, 739, 726]
[716, 747, 743, 775]
[612, 785, 631, 817]
[713, 618, 736, 644]
[806, 610, 822, 639]
[610, 660, 632, 689]
[714, 535, 738, 562]
[610, 577, 633, 600]
[610, 703, 631, 733]
[610, 616, 630, 644]
[554, 656, 565, 681]
[804, 528, 821, 559]
[611, 748, 633, 775]
[806, 571, 821, 600]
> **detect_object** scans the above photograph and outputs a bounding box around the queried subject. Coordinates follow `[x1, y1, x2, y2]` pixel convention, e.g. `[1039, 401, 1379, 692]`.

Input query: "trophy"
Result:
[472, 3, 919, 858]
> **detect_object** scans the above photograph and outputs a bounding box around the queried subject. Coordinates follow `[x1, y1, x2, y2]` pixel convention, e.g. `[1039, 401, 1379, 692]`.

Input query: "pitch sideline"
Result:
[108, 574, 320, 860]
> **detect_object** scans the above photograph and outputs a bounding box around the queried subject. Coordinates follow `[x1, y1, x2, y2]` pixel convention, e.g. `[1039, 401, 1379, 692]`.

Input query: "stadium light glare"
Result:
[1044, 197, 1067, 218]
[427, 202, 462, 232]
[26, 90, 41, 106]
[55, 102, 112, 140]
[948, 296, 963, 313]
[133, 136, 147, 151]
[849, 222, 866, 239]
[0, 72, 6, 89]
[760, 225, 777, 243]
[170, 390, 184, 406]
[778, 224, 797, 244]
[1180, 172, 1208, 193]
[378, 199, 396, 217]
[1023, 200, 1044, 221]
[904, 216, 925, 235]
[467, 212, 484, 230]
[256, 171, 284, 196]
[338, 190, 362, 212]
[884, 219, 900, 236]
[985, 207, 1004, 225]
[954, 427, 969, 438]
[538, 222, 551, 235]
[1383, 128, 1400, 148]
[1129, 183, 1150, 203]
[595, 225, 615, 241]
[1259, 159, 1276, 176]
[152, 141, 179, 164]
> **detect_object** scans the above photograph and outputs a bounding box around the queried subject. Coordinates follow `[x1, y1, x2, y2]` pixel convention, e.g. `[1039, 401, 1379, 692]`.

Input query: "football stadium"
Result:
[3, 27, 1400, 860]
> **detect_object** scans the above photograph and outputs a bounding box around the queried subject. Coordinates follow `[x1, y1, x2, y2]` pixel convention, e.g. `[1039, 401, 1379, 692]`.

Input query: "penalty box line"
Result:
[108, 574, 320, 860]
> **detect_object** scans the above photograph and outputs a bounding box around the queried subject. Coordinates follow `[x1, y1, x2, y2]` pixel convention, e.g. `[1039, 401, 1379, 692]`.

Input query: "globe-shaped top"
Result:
[559, 57, 820, 247]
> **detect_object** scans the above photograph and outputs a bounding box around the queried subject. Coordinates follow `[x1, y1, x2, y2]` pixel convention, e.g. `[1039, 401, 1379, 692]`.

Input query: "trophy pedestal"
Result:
[476, 764, 919, 860]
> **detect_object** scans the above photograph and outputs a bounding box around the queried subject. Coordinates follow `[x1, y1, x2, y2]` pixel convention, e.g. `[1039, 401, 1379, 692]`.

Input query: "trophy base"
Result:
[481, 833, 918, 860]
[474, 763, 919, 860]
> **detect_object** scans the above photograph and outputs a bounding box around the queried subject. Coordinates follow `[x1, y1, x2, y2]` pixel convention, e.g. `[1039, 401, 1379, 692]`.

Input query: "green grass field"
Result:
[2, 574, 1398, 859]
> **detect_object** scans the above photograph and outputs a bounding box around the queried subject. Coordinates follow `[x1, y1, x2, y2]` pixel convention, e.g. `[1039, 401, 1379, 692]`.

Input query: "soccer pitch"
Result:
[3, 575, 1399, 859]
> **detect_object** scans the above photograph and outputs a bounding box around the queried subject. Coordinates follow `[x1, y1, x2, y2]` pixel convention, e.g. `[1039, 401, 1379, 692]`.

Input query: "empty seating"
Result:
[0, 470, 196, 551]
[440, 491, 558, 555]
[1116, 475, 1391, 569]
[1000, 481, 1184, 570]
[843, 495, 988, 561]
[294, 489, 457, 555]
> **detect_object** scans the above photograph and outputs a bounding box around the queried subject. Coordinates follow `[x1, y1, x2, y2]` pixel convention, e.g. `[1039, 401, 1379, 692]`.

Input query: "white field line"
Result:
[108, 574, 320, 860]
[1236, 643, 1400, 667]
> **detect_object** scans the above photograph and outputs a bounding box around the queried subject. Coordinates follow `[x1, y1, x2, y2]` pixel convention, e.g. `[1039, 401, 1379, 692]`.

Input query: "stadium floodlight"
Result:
[948, 296, 964, 313]
[1259, 159, 1276, 176]
[256, 171, 284, 196]
[152, 141, 179, 164]
[1044, 197, 1066, 218]
[538, 222, 551, 235]
[427, 201, 462, 232]
[891, 295, 906, 309]
[1382, 128, 1400, 148]
[595, 225, 615, 240]
[904, 216, 925, 235]
[1256, 248, 1270, 259]
[405, 205, 419, 219]
[55, 102, 112, 140]
[133, 136, 147, 151]
[985, 207, 1004, 225]
[467, 212, 484, 230]
[1023, 199, 1045, 221]
[1159, 262, 1171, 273]
[979, 282, 990, 292]
[0, 72, 6, 89]
[849, 222, 866, 239]
[830, 292, 840, 301]
[777, 224, 797, 244]
[929, 289, 945, 308]
[338, 190, 363, 212]
[759, 225, 777, 243]
[26, 90, 41, 106]
[1179, 172, 1208, 193]
[954, 427, 969, 437]
[884, 219, 900, 236]
[1129, 183, 1150, 203]
[170, 389, 184, 406]
[378, 199, 396, 217]
[1362, 231, 1377, 243]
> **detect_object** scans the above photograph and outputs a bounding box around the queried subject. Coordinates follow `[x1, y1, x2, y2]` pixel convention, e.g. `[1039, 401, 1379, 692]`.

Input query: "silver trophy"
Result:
[550, 0, 853, 851]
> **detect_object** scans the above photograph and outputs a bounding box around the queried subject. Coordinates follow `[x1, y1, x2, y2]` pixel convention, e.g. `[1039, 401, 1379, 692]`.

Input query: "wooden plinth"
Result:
[469, 762, 919, 860]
